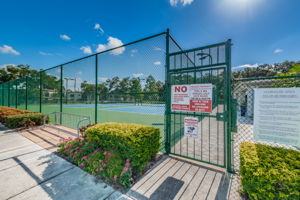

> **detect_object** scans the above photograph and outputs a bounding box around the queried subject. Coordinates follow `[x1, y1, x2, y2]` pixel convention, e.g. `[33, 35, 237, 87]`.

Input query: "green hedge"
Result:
[4, 113, 48, 129]
[85, 122, 160, 173]
[240, 142, 300, 200]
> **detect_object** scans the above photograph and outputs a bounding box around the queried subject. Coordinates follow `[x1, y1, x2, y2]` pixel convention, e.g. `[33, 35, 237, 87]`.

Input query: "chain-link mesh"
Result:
[27, 72, 40, 112]
[0, 32, 168, 150]
[232, 76, 300, 172]
[228, 75, 300, 199]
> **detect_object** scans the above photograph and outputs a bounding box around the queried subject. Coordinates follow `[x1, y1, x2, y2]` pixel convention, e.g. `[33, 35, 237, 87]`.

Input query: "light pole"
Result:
[64, 78, 75, 104]
[197, 52, 213, 64]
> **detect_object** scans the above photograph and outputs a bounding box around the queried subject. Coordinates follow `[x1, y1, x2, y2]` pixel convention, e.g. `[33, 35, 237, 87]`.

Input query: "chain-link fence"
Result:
[0, 31, 172, 150]
[232, 75, 300, 172]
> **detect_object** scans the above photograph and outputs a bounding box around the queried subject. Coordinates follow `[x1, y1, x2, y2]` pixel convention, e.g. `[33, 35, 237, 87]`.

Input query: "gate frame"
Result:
[164, 32, 233, 172]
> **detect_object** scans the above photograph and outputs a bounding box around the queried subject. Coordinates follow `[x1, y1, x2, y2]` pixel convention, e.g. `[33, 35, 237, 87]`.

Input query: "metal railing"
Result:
[43, 112, 91, 136]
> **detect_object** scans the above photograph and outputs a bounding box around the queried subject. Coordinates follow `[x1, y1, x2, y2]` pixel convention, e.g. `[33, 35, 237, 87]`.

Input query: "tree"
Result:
[105, 76, 120, 92]
[144, 75, 157, 92]
[0, 64, 37, 83]
[273, 64, 300, 87]
[232, 61, 299, 79]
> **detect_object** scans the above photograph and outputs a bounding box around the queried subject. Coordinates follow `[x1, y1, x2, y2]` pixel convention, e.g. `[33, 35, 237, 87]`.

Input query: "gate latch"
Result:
[216, 112, 226, 121]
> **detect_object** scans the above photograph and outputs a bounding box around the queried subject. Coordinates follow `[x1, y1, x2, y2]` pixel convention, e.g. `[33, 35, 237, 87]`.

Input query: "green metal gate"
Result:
[165, 37, 233, 171]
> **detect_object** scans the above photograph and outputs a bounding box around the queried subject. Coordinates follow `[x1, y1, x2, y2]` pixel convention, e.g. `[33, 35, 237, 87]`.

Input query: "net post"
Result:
[95, 55, 98, 124]
[165, 28, 171, 154]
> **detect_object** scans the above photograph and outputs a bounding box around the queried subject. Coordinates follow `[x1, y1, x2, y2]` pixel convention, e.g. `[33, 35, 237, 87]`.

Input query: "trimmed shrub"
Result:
[4, 113, 48, 129]
[85, 122, 160, 173]
[240, 142, 300, 200]
[0, 106, 32, 122]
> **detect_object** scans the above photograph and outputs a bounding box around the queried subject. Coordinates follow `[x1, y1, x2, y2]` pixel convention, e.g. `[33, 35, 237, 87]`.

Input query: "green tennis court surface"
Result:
[22, 103, 166, 149]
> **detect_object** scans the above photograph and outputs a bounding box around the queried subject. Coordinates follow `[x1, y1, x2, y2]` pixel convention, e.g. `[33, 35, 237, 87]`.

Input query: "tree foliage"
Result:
[0, 65, 37, 83]
[232, 61, 299, 79]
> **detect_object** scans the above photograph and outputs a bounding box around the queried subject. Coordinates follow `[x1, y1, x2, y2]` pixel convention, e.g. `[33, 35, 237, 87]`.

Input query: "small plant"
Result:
[58, 136, 134, 188]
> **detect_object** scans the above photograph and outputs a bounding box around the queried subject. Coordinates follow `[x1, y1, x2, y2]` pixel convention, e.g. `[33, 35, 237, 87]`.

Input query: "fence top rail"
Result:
[233, 75, 300, 82]
[40, 31, 167, 72]
[169, 40, 229, 56]
[0, 31, 168, 85]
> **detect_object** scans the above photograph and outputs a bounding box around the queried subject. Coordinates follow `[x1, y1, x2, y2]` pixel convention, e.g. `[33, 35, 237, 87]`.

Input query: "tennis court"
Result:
[50, 103, 165, 115]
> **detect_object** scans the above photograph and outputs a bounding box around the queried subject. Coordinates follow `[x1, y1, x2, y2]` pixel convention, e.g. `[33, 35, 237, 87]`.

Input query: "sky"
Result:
[1, 0, 300, 74]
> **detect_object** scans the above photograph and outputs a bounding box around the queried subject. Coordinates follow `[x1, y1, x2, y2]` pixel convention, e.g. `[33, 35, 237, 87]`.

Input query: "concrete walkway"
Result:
[0, 124, 126, 200]
[0, 124, 230, 200]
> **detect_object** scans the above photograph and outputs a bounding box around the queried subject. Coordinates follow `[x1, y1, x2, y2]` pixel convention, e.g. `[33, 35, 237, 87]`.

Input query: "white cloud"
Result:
[94, 23, 104, 34]
[154, 47, 162, 51]
[60, 34, 71, 41]
[0, 45, 20, 55]
[75, 71, 82, 75]
[233, 64, 259, 70]
[130, 49, 138, 57]
[182, 0, 194, 6]
[154, 61, 161, 65]
[55, 68, 61, 73]
[80, 46, 92, 54]
[274, 48, 283, 54]
[0, 64, 16, 69]
[133, 73, 144, 78]
[99, 77, 108, 82]
[170, 0, 194, 6]
[96, 36, 125, 55]
[39, 51, 52, 56]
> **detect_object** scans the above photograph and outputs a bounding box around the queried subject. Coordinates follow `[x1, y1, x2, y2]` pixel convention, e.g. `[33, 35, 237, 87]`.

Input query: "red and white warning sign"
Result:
[184, 117, 199, 138]
[171, 84, 213, 113]
[171, 85, 190, 111]
[190, 84, 213, 113]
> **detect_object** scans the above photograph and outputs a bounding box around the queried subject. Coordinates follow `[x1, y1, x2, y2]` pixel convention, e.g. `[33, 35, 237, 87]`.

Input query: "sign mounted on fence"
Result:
[253, 88, 300, 147]
[171, 84, 213, 113]
[184, 117, 199, 138]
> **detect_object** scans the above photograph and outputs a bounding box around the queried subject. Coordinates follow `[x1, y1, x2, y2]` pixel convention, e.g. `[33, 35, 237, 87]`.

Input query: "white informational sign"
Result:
[254, 88, 300, 147]
[171, 84, 213, 113]
[184, 117, 199, 138]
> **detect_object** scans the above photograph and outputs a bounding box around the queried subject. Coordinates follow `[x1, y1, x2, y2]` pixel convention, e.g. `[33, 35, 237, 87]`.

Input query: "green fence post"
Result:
[165, 28, 170, 154]
[25, 76, 28, 110]
[95, 55, 98, 124]
[15, 80, 18, 108]
[8, 82, 10, 107]
[226, 39, 234, 173]
[1, 83, 4, 106]
[39, 70, 42, 113]
[60, 65, 63, 125]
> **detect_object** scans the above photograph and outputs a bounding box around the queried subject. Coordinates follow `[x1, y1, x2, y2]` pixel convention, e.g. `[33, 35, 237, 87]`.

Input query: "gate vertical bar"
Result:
[95, 55, 98, 124]
[165, 28, 170, 154]
[25, 76, 28, 110]
[60, 65, 63, 124]
[226, 39, 233, 172]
